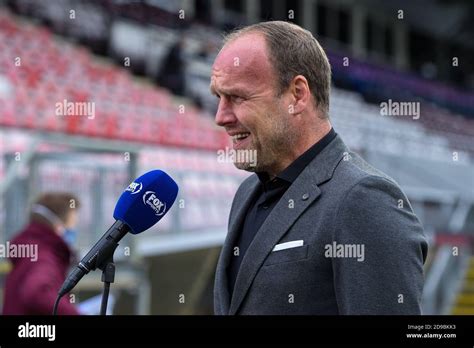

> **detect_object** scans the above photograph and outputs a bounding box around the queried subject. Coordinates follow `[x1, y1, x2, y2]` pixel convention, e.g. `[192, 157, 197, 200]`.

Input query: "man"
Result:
[157, 36, 186, 96]
[3, 192, 81, 315]
[210, 21, 427, 315]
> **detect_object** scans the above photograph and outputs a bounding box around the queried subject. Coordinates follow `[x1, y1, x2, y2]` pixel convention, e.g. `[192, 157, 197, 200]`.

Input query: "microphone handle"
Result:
[81, 221, 130, 272]
[58, 221, 130, 297]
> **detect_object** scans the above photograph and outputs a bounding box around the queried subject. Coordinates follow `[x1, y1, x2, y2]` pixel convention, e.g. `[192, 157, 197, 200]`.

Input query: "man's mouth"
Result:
[231, 132, 251, 148]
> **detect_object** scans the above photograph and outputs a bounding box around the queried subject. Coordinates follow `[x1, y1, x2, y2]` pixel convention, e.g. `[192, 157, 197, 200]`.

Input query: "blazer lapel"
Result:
[215, 175, 260, 314]
[228, 135, 349, 315]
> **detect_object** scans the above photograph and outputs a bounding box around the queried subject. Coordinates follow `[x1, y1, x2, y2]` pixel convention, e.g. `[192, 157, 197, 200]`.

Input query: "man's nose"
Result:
[215, 97, 237, 127]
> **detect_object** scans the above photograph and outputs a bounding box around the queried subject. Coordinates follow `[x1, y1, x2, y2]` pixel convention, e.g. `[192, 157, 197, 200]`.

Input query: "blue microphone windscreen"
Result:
[113, 170, 179, 234]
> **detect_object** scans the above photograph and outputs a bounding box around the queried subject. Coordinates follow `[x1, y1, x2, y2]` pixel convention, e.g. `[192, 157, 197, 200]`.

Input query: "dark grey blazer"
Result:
[214, 135, 428, 315]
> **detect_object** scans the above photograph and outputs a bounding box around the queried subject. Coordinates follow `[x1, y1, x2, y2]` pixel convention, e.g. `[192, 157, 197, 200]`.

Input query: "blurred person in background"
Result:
[156, 35, 186, 96]
[2, 192, 81, 315]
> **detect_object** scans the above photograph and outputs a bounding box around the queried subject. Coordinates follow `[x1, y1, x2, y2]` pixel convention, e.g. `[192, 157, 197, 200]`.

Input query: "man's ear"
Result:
[288, 75, 311, 115]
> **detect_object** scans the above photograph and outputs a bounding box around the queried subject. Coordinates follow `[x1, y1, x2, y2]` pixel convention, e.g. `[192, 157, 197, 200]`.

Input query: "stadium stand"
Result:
[0, 9, 227, 151]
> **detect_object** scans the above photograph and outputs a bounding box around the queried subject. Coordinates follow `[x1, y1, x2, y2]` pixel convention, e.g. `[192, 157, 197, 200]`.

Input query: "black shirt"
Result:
[227, 128, 337, 295]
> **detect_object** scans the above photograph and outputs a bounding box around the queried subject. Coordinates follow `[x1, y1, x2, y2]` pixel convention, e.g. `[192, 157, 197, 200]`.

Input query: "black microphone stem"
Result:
[54, 221, 129, 314]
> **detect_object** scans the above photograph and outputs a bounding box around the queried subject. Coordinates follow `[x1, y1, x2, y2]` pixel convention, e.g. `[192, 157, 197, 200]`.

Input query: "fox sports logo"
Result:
[126, 182, 143, 195]
[142, 191, 167, 216]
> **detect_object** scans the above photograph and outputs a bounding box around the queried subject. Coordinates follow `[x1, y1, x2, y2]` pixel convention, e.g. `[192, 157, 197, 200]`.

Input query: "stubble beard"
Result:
[234, 106, 296, 174]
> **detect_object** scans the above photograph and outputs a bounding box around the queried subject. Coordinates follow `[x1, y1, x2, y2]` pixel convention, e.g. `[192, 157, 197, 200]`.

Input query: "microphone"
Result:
[57, 170, 179, 298]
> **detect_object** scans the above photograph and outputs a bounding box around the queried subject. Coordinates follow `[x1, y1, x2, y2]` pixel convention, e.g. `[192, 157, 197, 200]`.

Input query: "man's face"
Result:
[210, 33, 296, 174]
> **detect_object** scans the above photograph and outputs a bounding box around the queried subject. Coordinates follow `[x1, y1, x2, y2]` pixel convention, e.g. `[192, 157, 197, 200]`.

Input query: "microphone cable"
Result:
[53, 294, 62, 315]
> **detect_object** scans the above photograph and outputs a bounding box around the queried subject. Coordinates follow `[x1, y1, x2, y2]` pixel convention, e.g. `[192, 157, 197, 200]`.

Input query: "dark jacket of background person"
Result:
[2, 221, 79, 315]
[156, 38, 186, 96]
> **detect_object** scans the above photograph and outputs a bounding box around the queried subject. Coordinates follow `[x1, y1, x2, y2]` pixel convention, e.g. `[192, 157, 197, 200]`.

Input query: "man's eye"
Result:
[230, 95, 245, 103]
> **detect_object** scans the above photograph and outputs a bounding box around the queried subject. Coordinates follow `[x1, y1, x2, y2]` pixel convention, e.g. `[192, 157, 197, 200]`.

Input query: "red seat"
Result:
[0, 100, 15, 126]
